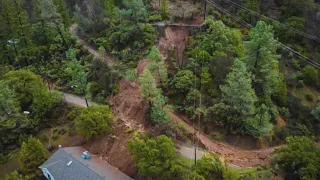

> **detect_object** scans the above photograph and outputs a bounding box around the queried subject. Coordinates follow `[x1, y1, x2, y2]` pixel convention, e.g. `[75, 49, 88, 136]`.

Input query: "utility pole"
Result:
[203, 0, 207, 20]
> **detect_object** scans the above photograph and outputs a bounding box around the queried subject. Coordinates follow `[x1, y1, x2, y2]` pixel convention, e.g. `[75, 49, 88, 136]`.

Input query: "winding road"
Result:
[69, 23, 320, 169]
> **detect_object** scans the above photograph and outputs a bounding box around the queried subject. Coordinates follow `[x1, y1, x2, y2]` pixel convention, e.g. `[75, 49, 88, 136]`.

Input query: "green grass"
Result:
[236, 167, 258, 174]
[291, 86, 320, 107]
[0, 154, 19, 178]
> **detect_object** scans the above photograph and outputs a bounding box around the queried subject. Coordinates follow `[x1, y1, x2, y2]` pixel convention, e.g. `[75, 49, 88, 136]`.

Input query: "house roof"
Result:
[39, 147, 132, 180]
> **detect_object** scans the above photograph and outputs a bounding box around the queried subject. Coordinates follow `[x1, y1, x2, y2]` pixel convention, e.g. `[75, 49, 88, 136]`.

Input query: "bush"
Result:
[112, 85, 120, 94]
[305, 93, 314, 101]
[0, 153, 7, 164]
[52, 133, 60, 140]
[302, 65, 318, 86]
[148, 14, 162, 22]
[66, 106, 83, 121]
[88, 82, 102, 97]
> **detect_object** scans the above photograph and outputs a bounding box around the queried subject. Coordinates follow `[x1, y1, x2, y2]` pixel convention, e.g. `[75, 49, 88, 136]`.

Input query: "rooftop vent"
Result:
[67, 161, 73, 166]
[81, 151, 91, 160]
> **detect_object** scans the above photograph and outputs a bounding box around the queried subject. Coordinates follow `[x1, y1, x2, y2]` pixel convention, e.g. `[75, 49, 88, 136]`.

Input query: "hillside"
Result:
[1, 0, 320, 180]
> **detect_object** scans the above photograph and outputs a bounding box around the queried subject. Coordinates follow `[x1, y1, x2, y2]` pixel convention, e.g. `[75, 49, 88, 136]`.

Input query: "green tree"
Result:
[147, 46, 168, 87]
[312, 99, 320, 121]
[220, 59, 257, 117]
[161, 0, 169, 19]
[139, 69, 159, 103]
[150, 94, 171, 123]
[0, 80, 20, 128]
[37, 0, 69, 48]
[105, 0, 115, 14]
[187, 18, 243, 60]
[75, 106, 113, 139]
[54, 0, 70, 27]
[3, 70, 44, 109]
[193, 153, 239, 180]
[3, 70, 62, 121]
[280, 0, 315, 18]
[238, 0, 260, 24]
[171, 70, 198, 93]
[273, 136, 320, 180]
[302, 65, 318, 86]
[19, 137, 46, 174]
[2, 171, 29, 180]
[207, 59, 260, 134]
[121, 0, 148, 22]
[65, 59, 88, 95]
[243, 21, 283, 110]
[128, 133, 185, 179]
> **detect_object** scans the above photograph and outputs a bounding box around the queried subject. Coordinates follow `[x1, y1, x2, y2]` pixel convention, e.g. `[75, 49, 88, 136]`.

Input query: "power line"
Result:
[216, 0, 320, 43]
[204, 0, 320, 69]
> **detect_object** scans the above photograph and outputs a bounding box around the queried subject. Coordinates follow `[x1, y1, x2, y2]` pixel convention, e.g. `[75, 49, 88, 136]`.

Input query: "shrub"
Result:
[52, 133, 60, 140]
[302, 65, 318, 86]
[0, 153, 7, 164]
[305, 93, 314, 101]
[148, 14, 162, 22]
[66, 106, 83, 121]
[112, 85, 120, 94]
[88, 82, 102, 97]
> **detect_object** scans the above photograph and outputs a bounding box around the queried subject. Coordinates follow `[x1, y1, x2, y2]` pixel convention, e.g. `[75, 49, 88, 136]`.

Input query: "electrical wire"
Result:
[216, 0, 320, 43]
[205, 0, 320, 69]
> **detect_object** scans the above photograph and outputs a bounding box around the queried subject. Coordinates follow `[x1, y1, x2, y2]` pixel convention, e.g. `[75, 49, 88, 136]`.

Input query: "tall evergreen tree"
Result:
[19, 137, 46, 174]
[54, 0, 70, 27]
[220, 59, 257, 117]
[139, 69, 159, 103]
[104, 0, 115, 14]
[161, 0, 169, 19]
[37, 0, 68, 48]
[243, 21, 283, 108]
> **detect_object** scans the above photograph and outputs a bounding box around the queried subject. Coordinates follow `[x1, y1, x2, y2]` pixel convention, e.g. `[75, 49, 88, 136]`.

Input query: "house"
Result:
[39, 146, 133, 180]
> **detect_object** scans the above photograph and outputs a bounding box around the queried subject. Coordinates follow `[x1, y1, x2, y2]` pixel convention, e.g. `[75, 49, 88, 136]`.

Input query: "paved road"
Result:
[63, 92, 96, 107]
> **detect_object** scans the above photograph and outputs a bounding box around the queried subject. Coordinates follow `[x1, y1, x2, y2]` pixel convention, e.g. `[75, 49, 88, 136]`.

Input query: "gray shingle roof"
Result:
[39, 147, 132, 180]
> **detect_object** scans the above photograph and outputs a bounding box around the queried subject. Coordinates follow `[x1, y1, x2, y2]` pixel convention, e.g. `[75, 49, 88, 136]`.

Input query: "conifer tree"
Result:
[161, 0, 169, 19]
[220, 59, 257, 117]
[54, 0, 70, 27]
[139, 69, 159, 103]
[104, 0, 115, 14]
[19, 137, 46, 174]
[243, 21, 283, 108]
[37, 0, 68, 48]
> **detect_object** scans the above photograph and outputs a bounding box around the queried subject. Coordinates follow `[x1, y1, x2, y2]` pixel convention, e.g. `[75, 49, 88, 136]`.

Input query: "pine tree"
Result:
[54, 0, 70, 27]
[139, 69, 159, 103]
[19, 137, 46, 174]
[243, 21, 283, 107]
[220, 59, 257, 117]
[161, 0, 169, 19]
[37, 0, 68, 48]
[104, 0, 115, 14]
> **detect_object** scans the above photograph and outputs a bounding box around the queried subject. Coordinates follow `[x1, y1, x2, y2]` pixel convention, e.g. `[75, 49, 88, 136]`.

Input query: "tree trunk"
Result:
[54, 21, 68, 49]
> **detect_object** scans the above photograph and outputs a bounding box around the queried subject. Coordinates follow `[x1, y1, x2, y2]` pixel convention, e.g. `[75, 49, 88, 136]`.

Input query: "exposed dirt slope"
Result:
[159, 27, 189, 67]
[84, 75, 148, 176]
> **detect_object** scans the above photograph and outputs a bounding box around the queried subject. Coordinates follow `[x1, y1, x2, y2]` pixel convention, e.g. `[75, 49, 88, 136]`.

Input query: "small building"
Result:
[39, 146, 132, 180]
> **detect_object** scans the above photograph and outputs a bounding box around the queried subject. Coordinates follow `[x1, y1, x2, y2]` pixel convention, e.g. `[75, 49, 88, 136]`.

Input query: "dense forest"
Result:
[0, 0, 320, 180]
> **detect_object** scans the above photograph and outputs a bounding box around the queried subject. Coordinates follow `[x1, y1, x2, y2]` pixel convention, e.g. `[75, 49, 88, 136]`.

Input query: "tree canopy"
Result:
[19, 137, 46, 175]
[273, 136, 320, 180]
[75, 105, 114, 139]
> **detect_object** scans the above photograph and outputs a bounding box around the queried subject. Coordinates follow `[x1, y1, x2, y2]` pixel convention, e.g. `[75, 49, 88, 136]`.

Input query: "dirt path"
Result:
[69, 24, 116, 67]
